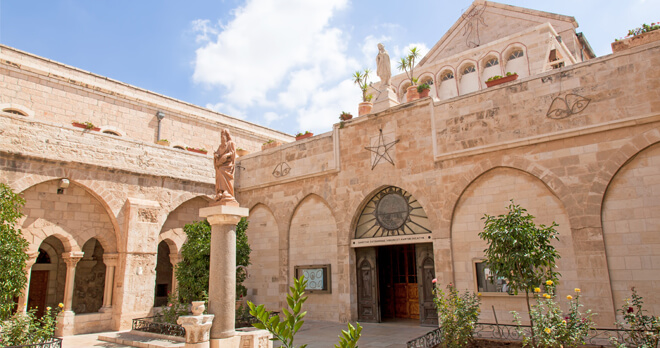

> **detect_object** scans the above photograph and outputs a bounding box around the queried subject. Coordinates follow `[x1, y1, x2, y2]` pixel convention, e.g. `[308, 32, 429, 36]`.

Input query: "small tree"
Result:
[479, 201, 560, 348]
[176, 217, 252, 304]
[0, 183, 29, 320]
[397, 47, 422, 85]
[433, 281, 481, 348]
[352, 69, 372, 102]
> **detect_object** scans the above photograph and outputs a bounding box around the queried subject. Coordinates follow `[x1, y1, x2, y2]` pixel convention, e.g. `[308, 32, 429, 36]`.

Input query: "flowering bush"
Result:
[156, 290, 190, 325]
[615, 22, 659, 41]
[610, 288, 659, 348]
[512, 285, 595, 348]
[432, 281, 481, 348]
[0, 304, 62, 346]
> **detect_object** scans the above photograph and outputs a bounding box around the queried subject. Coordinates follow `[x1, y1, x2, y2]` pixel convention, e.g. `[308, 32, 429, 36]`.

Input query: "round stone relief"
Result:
[375, 192, 410, 230]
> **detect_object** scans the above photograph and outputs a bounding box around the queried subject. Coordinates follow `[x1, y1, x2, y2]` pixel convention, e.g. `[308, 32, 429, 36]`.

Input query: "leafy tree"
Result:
[397, 46, 422, 85]
[352, 69, 372, 102]
[479, 201, 560, 348]
[175, 217, 251, 304]
[433, 282, 481, 348]
[0, 183, 29, 320]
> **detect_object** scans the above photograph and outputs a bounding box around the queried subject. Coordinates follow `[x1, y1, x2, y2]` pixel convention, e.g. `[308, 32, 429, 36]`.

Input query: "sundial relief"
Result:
[355, 186, 432, 238]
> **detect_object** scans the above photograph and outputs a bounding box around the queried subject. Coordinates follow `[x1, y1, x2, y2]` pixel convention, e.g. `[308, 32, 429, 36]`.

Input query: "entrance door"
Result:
[416, 244, 438, 326]
[356, 247, 380, 322]
[379, 244, 419, 320]
[27, 270, 49, 317]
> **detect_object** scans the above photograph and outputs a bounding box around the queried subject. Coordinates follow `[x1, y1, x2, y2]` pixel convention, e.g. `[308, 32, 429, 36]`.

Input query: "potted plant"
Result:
[417, 79, 433, 98]
[186, 146, 208, 154]
[261, 139, 282, 151]
[295, 131, 313, 141]
[397, 47, 422, 102]
[353, 69, 373, 116]
[339, 111, 353, 121]
[612, 22, 660, 52]
[485, 72, 518, 87]
[71, 120, 100, 131]
[236, 147, 249, 157]
[157, 139, 170, 146]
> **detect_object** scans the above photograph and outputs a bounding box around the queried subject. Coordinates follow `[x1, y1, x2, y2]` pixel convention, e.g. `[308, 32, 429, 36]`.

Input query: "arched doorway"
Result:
[73, 238, 106, 314]
[154, 241, 173, 307]
[353, 186, 437, 326]
[28, 237, 66, 317]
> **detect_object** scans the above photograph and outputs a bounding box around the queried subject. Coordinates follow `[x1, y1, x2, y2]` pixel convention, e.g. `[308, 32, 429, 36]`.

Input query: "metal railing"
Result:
[3, 338, 62, 348]
[131, 316, 186, 337]
[407, 323, 656, 348]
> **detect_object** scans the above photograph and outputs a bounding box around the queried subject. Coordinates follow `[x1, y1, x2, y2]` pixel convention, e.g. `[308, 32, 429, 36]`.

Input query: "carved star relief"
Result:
[364, 129, 399, 170]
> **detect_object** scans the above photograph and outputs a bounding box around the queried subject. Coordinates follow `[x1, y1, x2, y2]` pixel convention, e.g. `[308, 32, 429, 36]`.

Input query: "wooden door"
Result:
[416, 243, 438, 326]
[27, 270, 49, 317]
[356, 247, 380, 322]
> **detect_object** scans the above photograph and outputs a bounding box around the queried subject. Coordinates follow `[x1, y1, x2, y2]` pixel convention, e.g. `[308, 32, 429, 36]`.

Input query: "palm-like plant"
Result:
[353, 69, 372, 102]
[397, 47, 422, 85]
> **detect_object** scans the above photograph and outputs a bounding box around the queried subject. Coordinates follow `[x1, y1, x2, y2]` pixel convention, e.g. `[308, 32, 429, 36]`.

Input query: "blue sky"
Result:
[1, 0, 658, 135]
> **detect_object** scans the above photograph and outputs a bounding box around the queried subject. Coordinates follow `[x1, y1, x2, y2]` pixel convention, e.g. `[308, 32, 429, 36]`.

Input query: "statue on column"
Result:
[213, 129, 239, 207]
[376, 43, 392, 87]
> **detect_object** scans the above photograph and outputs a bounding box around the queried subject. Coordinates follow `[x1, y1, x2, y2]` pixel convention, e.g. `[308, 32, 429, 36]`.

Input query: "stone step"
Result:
[98, 331, 184, 348]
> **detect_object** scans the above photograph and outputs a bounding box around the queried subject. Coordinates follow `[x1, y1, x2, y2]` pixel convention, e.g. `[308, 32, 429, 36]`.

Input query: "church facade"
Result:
[0, 0, 658, 336]
[237, 1, 660, 328]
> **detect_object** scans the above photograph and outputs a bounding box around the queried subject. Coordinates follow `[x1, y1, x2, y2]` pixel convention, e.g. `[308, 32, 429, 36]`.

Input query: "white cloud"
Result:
[263, 111, 284, 125]
[191, 19, 219, 44]
[192, 0, 350, 108]
[296, 79, 360, 133]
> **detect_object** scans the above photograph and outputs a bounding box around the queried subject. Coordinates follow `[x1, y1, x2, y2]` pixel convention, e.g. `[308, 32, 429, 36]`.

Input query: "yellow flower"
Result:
[546, 280, 553, 286]
[543, 293, 551, 299]
[477, 293, 482, 297]
[58, 303, 64, 308]
[562, 320, 567, 325]
[566, 295, 573, 300]
[544, 328, 552, 334]
[574, 288, 581, 293]
[534, 287, 541, 293]
[46, 306, 51, 311]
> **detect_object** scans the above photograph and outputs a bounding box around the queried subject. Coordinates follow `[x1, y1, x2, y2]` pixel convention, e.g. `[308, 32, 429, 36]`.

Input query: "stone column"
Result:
[16, 251, 39, 313]
[199, 205, 248, 347]
[56, 251, 84, 336]
[100, 253, 118, 313]
[169, 253, 183, 296]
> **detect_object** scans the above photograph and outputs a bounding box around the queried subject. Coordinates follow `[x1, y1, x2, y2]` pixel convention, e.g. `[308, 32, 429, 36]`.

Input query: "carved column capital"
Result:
[26, 250, 39, 268]
[62, 251, 84, 268]
[177, 314, 214, 344]
[103, 253, 119, 267]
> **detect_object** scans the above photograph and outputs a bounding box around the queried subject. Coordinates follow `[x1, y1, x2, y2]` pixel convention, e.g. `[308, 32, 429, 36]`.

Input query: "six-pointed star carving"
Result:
[364, 129, 399, 170]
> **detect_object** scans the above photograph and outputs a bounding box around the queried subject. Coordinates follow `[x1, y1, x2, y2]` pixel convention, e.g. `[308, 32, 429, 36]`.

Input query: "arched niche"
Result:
[436, 68, 458, 101]
[72, 238, 106, 314]
[154, 241, 173, 307]
[28, 236, 66, 317]
[458, 61, 479, 95]
[503, 45, 529, 79]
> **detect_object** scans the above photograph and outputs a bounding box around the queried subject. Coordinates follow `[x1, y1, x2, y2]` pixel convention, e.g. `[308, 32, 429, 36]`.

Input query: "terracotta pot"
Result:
[295, 133, 313, 141]
[156, 140, 170, 146]
[418, 88, 431, 98]
[186, 147, 208, 154]
[339, 113, 353, 121]
[72, 122, 100, 131]
[358, 102, 373, 116]
[191, 301, 205, 316]
[262, 141, 282, 151]
[485, 74, 518, 88]
[236, 149, 249, 157]
[612, 29, 660, 53]
[406, 85, 420, 102]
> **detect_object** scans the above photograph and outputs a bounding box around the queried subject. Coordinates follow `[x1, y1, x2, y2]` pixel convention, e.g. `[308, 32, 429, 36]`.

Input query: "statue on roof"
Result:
[376, 43, 392, 87]
[212, 129, 239, 206]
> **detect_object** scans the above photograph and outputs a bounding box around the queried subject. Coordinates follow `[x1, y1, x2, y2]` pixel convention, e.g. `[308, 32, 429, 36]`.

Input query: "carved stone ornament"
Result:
[272, 162, 291, 178]
[546, 93, 591, 119]
[364, 129, 399, 170]
[213, 129, 239, 207]
[177, 314, 214, 344]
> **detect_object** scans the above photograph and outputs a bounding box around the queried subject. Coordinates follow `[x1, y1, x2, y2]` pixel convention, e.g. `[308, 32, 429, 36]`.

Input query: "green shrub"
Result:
[610, 288, 659, 348]
[0, 305, 61, 346]
[0, 183, 29, 320]
[432, 282, 481, 348]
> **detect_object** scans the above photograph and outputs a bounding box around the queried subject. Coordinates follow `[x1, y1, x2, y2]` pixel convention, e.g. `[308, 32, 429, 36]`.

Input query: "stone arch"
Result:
[243, 203, 280, 311]
[159, 195, 211, 255]
[20, 179, 118, 254]
[450, 166, 576, 324]
[398, 80, 412, 103]
[457, 59, 479, 95]
[601, 141, 660, 316]
[479, 51, 502, 87]
[435, 66, 458, 100]
[26, 225, 80, 254]
[502, 43, 530, 78]
[0, 103, 35, 117]
[441, 156, 570, 235]
[288, 193, 340, 321]
[99, 125, 125, 137]
[73, 237, 106, 313]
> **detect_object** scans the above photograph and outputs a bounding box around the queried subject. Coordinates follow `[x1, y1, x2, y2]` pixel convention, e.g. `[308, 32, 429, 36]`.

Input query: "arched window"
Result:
[508, 49, 524, 60]
[437, 70, 458, 100]
[485, 57, 499, 68]
[103, 130, 120, 136]
[459, 64, 479, 95]
[173, 145, 185, 150]
[481, 55, 501, 87]
[399, 82, 411, 103]
[505, 47, 528, 78]
[3, 108, 27, 116]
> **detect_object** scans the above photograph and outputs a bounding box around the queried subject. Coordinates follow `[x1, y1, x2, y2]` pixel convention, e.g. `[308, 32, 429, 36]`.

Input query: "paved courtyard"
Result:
[62, 320, 434, 348]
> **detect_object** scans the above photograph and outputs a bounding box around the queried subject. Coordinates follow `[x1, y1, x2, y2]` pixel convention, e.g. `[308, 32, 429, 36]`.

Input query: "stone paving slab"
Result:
[62, 320, 434, 348]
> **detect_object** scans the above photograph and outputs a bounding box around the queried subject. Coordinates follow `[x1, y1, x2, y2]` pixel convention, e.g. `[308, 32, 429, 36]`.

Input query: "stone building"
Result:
[237, 1, 659, 328]
[0, 44, 292, 334]
[1, 0, 658, 337]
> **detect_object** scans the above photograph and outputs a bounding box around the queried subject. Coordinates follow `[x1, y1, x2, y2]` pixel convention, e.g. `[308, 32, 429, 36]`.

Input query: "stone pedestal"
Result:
[178, 314, 215, 348]
[199, 205, 249, 343]
[372, 85, 399, 113]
